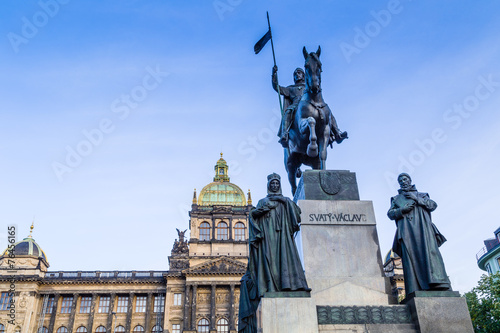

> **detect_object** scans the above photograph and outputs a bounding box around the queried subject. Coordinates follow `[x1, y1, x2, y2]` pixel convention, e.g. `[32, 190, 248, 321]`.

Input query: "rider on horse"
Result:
[272, 65, 347, 149]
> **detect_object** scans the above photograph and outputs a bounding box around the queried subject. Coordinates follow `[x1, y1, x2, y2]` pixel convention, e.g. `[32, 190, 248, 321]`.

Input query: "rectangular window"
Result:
[79, 296, 92, 313]
[153, 295, 165, 313]
[497, 257, 500, 270]
[98, 296, 110, 313]
[0, 292, 12, 311]
[173, 293, 182, 306]
[486, 263, 492, 274]
[60, 297, 73, 313]
[116, 296, 128, 313]
[44, 296, 54, 314]
[135, 296, 147, 312]
[172, 324, 180, 333]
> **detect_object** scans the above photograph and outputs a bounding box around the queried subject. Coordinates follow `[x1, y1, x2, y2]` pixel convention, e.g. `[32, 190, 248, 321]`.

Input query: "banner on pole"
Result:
[254, 29, 271, 54]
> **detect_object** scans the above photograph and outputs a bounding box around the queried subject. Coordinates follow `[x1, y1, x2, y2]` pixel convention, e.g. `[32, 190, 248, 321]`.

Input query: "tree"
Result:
[465, 272, 500, 333]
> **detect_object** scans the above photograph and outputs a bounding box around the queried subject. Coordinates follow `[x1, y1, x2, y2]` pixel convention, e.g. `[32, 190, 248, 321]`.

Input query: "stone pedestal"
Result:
[257, 296, 318, 333]
[298, 199, 394, 306]
[403, 291, 474, 333]
[255, 170, 473, 333]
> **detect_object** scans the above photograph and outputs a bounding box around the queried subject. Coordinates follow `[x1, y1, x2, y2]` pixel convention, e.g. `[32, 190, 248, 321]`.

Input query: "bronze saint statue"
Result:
[387, 173, 452, 297]
[282, 46, 348, 194]
[238, 173, 310, 333]
[273, 66, 306, 148]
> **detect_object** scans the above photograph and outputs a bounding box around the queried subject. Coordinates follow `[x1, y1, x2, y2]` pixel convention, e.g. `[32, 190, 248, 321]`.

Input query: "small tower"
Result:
[0, 224, 49, 277]
[213, 152, 230, 182]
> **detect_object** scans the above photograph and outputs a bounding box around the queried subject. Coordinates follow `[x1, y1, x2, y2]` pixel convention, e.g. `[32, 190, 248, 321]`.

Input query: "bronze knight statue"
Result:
[280, 46, 348, 194]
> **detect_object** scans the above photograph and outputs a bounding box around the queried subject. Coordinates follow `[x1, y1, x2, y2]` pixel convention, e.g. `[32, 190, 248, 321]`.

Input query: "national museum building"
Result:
[0, 155, 251, 333]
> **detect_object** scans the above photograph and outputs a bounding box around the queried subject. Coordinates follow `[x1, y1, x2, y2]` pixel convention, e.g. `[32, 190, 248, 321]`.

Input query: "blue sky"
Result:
[1, 0, 499, 294]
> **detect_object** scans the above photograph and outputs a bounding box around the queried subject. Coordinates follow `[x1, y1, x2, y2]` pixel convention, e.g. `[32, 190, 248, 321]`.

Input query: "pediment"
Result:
[183, 257, 246, 275]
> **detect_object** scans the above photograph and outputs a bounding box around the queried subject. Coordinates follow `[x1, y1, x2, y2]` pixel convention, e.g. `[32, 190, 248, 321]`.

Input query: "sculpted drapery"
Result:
[238, 173, 310, 333]
[388, 173, 451, 296]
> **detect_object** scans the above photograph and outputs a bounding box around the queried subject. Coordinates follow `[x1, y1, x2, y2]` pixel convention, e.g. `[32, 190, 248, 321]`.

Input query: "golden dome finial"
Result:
[29, 219, 34, 238]
[247, 189, 252, 205]
[220, 152, 223, 158]
[193, 188, 197, 204]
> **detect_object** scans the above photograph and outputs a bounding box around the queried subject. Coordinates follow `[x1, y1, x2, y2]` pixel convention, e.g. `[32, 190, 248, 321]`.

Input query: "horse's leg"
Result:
[299, 117, 318, 157]
[286, 153, 301, 195]
[319, 124, 330, 169]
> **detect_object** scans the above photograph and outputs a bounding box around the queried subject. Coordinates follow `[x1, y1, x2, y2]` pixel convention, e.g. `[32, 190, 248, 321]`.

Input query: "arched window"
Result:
[76, 327, 87, 333]
[216, 318, 229, 333]
[57, 327, 68, 333]
[217, 222, 228, 240]
[95, 326, 106, 333]
[151, 325, 162, 333]
[199, 222, 211, 241]
[38, 327, 48, 333]
[133, 326, 144, 332]
[234, 222, 245, 241]
[114, 326, 125, 333]
[197, 318, 210, 333]
[0, 324, 5, 333]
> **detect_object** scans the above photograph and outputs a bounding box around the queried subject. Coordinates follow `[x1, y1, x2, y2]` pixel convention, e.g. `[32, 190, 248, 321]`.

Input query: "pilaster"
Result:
[67, 293, 79, 333]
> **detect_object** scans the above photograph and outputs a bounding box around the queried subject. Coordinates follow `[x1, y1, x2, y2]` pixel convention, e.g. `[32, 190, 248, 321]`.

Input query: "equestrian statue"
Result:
[275, 46, 347, 194]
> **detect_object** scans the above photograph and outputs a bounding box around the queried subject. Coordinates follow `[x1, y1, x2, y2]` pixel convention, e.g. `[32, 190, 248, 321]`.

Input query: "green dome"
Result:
[2, 237, 48, 261]
[198, 182, 246, 206]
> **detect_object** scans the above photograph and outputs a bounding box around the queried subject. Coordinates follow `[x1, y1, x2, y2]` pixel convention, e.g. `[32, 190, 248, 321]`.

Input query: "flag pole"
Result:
[267, 12, 284, 116]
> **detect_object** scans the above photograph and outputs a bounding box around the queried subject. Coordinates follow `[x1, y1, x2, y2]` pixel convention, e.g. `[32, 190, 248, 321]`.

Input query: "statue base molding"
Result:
[403, 291, 474, 333]
[257, 296, 318, 333]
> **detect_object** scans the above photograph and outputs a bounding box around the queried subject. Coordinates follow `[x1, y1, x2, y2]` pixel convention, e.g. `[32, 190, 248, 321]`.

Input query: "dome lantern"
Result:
[213, 152, 230, 182]
[198, 154, 246, 206]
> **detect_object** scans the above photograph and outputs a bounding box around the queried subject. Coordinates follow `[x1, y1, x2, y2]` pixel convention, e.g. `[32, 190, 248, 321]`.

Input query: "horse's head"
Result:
[303, 46, 322, 95]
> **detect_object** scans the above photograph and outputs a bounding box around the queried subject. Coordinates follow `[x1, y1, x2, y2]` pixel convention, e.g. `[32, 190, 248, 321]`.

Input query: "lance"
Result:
[267, 12, 284, 116]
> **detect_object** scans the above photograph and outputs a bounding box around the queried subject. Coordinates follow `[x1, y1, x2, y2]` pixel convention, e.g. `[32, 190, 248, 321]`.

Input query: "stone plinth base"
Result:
[299, 199, 394, 306]
[294, 170, 360, 202]
[257, 297, 318, 333]
[318, 324, 418, 333]
[404, 292, 474, 333]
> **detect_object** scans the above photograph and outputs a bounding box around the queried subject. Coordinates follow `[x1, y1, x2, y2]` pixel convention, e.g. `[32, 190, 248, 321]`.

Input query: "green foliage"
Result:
[465, 272, 500, 333]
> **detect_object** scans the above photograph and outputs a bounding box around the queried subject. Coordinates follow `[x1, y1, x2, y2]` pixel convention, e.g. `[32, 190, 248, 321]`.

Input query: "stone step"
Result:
[319, 323, 418, 333]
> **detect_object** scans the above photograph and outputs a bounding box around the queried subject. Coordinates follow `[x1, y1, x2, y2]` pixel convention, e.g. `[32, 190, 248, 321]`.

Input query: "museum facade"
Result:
[0, 155, 251, 333]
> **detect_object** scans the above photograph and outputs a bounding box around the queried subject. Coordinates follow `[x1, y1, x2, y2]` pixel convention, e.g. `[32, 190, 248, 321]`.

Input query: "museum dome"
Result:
[1, 225, 48, 261]
[198, 154, 247, 206]
[384, 249, 400, 264]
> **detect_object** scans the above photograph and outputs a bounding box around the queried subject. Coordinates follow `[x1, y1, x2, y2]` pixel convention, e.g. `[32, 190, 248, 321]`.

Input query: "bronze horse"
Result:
[285, 46, 342, 195]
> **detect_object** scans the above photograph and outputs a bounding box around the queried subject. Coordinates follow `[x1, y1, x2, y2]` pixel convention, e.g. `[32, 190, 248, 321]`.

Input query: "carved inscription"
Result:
[309, 213, 367, 222]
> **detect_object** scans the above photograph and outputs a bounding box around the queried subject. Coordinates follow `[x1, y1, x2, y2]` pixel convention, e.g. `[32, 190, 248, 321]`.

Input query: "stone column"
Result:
[183, 285, 191, 329]
[106, 293, 116, 333]
[210, 284, 216, 330]
[212, 217, 216, 240]
[229, 284, 235, 330]
[144, 293, 153, 333]
[228, 217, 233, 240]
[125, 293, 134, 333]
[68, 293, 79, 333]
[48, 294, 60, 333]
[190, 285, 198, 330]
[87, 294, 98, 333]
